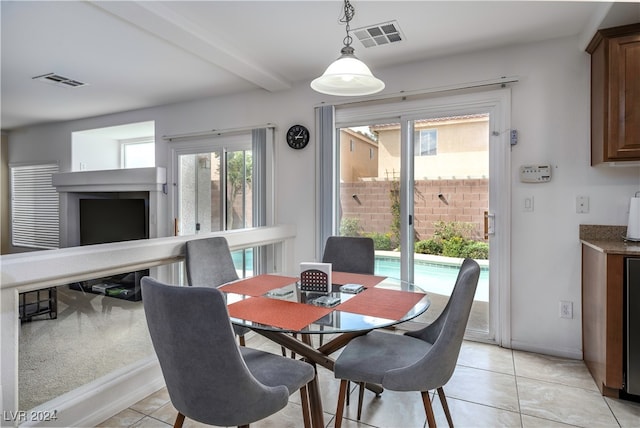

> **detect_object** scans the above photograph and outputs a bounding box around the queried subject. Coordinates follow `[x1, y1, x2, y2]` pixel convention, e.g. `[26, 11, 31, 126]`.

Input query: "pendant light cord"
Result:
[340, 0, 356, 48]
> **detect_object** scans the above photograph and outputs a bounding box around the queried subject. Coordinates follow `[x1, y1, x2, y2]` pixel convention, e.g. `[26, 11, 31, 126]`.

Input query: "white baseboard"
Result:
[510, 340, 583, 360]
[19, 357, 164, 428]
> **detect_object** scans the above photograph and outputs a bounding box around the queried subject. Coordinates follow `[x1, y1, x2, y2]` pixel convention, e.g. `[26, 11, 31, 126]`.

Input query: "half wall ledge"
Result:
[52, 166, 167, 193]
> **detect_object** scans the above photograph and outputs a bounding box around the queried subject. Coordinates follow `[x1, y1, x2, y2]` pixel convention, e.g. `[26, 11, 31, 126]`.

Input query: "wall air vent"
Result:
[352, 20, 404, 48]
[32, 73, 87, 88]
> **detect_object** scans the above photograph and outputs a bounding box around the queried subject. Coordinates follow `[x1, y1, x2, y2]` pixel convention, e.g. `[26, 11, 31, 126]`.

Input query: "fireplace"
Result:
[52, 167, 167, 301]
[52, 167, 166, 248]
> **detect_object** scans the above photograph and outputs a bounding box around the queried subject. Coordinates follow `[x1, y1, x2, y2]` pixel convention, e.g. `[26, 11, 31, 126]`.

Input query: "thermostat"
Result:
[520, 165, 551, 183]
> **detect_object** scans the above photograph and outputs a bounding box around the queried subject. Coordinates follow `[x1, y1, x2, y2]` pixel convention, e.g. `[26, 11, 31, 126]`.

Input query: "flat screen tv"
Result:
[79, 198, 148, 245]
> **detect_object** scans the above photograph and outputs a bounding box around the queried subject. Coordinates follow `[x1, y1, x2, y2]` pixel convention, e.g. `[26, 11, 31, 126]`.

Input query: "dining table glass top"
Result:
[219, 272, 431, 334]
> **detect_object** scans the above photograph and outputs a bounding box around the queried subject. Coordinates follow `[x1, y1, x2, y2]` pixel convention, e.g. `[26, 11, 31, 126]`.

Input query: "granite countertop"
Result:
[580, 225, 640, 255]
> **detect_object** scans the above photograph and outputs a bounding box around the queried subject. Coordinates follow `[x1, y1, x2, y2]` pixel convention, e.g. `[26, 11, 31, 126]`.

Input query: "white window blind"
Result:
[10, 163, 60, 249]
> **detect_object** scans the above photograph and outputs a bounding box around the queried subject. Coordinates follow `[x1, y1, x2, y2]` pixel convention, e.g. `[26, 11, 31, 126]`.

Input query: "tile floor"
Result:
[98, 334, 640, 428]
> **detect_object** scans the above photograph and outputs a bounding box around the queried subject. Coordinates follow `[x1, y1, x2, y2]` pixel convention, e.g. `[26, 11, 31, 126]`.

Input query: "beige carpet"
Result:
[19, 286, 154, 411]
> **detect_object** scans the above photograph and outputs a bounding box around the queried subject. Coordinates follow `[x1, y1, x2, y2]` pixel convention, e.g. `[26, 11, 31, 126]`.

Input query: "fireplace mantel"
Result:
[53, 167, 166, 193]
[53, 167, 168, 247]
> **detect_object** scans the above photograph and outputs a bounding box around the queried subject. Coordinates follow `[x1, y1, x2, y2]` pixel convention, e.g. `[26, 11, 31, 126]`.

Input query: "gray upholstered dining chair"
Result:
[141, 276, 315, 428]
[185, 236, 239, 287]
[332, 258, 481, 428]
[185, 236, 249, 345]
[322, 236, 375, 274]
[319, 235, 375, 348]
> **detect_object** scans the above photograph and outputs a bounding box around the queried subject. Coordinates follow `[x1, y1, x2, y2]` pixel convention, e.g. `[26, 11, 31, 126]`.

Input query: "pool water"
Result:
[375, 256, 489, 302]
[233, 249, 489, 302]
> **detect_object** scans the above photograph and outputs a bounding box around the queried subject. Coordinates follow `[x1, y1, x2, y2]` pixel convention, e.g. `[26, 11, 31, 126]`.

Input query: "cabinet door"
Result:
[582, 245, 624, 395]
[607, 32, 640, 160]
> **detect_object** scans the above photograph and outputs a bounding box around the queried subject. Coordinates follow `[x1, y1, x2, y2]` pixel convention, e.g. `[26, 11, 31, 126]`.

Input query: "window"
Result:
[414, 129, 437, 156]
[10, 163, 60, 249]
[121, 139, 155, 168]
[72, 121, 154, 171]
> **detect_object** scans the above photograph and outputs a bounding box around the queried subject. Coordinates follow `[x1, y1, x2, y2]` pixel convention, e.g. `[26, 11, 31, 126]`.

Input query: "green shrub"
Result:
[433, 220, 476, 241]
[414, 221, 488, 259]
[442, 237, 489, 259]
[364, 232, 395, 251]
[340, 217, 362, 237]
[415, 239, 443, 255]
[441, 236, 466, 258]
[462, 241, 489, 259]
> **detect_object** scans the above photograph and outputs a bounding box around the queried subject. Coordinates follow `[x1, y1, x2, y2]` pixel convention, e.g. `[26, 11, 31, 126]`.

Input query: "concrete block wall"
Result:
[340, 178, 488, 241]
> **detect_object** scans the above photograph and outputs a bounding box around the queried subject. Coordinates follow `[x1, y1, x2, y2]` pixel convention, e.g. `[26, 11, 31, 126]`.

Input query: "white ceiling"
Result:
[2, 1, 639, 131]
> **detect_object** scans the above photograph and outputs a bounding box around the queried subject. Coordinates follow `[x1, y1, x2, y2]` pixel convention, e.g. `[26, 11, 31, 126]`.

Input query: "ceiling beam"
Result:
[88, 0, 292, 92]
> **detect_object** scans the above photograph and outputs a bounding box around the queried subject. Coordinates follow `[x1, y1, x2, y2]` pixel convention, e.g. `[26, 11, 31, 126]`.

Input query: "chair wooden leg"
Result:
[173, 412, 185, 428]
[335, 379, 349, 428]
[238, 335, 246, 347]
[291, 333, 298, 358]
[300, 384, 312, 428]
[421, 391, 437, 428]
[346, 381, 350, 406]
[437, 387, 454, 427]
[357, 382, 365, 420]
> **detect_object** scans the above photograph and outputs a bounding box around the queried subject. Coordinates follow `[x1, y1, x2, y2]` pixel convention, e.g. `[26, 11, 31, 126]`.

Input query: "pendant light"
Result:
[311, 0, 385, 96]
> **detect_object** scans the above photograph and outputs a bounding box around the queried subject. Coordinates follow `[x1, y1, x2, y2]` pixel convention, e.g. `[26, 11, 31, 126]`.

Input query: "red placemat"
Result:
[219, 274, 297, 297]
[332, 271, 387, 288]
[336, 287, 426, 320]
[227, 297, 333, 331]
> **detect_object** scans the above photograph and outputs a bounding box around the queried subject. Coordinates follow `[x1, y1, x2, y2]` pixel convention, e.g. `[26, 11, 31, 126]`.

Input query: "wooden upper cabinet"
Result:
[587, 23, 640, 165]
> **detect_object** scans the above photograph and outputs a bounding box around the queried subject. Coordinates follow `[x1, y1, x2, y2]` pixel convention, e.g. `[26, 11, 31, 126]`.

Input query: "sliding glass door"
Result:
[177, 148, 252, 235]
[332, 89, 511, 342]
[171, 134, 255, 279]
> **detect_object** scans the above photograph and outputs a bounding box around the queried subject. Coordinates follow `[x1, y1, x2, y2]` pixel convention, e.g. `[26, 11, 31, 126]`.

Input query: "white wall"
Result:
[71, 133, 119, 171]
[8, 35, 640, 357]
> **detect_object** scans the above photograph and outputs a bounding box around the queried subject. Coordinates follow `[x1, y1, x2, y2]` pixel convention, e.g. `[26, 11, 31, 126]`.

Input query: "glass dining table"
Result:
[218, 272, 431, 428]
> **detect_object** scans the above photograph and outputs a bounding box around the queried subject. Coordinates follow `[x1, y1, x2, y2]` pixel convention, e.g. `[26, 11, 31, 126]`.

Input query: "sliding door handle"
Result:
[484, 211, 495, 239]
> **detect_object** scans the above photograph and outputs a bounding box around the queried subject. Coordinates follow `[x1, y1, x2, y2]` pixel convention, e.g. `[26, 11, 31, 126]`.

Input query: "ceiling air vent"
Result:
[32, 73, 87, 88]
[352, 20, 404, 48]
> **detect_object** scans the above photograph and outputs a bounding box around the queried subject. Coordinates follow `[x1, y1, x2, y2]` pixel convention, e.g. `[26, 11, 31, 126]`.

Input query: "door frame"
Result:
[169, 134, 251, 235]
[331, 88, 512, 346]
[167, 133, 255, 284]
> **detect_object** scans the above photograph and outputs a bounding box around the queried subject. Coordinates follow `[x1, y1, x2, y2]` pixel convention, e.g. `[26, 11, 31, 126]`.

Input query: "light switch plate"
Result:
[576, 196, 589, 213]
[523, 196, 534, 212]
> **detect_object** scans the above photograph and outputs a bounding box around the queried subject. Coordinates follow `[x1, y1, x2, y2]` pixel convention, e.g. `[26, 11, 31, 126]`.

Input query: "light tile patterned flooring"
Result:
[98, 334, 640, 428]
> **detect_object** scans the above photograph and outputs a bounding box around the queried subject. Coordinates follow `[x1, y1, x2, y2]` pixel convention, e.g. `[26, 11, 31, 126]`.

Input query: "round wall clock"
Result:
[286, 124, 310, 150]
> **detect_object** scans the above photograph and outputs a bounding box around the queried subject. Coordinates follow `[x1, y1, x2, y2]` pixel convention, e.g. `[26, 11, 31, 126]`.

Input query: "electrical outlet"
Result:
[560, 301, 573, 319]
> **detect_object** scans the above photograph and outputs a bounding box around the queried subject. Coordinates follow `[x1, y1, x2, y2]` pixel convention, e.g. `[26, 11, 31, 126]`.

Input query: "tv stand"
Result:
[19, 287, 57, 322]
[70, 269, 147, 301]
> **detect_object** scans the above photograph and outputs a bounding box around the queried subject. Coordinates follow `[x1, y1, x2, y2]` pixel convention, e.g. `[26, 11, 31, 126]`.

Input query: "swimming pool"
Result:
[375, 252, 489, 302]
[233, 249, 489, 302]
